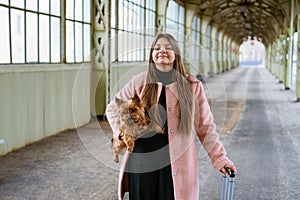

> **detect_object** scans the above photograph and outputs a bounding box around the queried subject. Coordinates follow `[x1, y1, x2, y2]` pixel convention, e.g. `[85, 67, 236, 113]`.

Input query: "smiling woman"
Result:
[106, 32, 236, 200]
[152, 38, 176, 72]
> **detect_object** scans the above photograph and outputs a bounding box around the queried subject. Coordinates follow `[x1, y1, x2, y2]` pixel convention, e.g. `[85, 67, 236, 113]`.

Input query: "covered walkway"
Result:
[1, 66, 299, 199]
[1, 0, 300, 199]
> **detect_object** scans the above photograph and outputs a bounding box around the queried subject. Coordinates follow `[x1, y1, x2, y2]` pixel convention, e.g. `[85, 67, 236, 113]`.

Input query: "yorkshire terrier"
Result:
[111, 94, 163, 163]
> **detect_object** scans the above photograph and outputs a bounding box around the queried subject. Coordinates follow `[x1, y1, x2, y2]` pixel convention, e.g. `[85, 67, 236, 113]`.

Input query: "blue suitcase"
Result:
[220, 168, 236, 200]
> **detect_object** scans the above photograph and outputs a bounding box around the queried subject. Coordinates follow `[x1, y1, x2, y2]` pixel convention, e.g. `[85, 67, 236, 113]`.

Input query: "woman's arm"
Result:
[194, 81, 234, 171]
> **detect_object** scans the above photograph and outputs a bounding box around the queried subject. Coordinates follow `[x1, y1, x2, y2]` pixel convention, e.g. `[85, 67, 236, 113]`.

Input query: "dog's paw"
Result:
[154, 125, 164, 134]
[113, 154, 119, 163]
[127, 146, 134, 152]
[157, 129, 164, 134]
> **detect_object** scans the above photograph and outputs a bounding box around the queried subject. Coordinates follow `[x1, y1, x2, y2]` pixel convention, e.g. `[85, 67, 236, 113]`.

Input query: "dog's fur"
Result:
[111, 94, 163, 163]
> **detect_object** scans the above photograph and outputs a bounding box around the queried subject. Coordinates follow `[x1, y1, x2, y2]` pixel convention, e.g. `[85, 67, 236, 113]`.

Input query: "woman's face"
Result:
[152, 37, 175, 72]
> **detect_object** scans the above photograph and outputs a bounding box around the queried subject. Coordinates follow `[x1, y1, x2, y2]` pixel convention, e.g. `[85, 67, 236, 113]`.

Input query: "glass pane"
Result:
[26, 0, 37, 11]
[26, 12, 38, 62]
[145, 9, 150, 29]
[118, 0, 123, 30]
[75, 22, 82, 62]
[147, 12, 155, 34]
[0, 0, 8, 5]
[166, 19, 176, 30]
[75, 0, 82, 21]
[138, 5, 144, 32]
[135, 33, 140, 61]
[179, 6, 184, 24]
[11, 0, 24, 8]
[145, 35, 152, 49]
[139, 34, 143, 60]
[124, 1, 129, 31]
[39, 0, 49, 13]
[66, 0, 74, 19]
[39, 14, 50, 62]
[111, 29, 116, 61]
[179, 24, 184, 39]
[66, 20, 74, 62]
[11, 9, 25, 63]
[179, 42, 184, 54]
[0, 7, 10, 63]
[51, 0, 60, 16]
[192, 17, 196, 29]
[84, 0, 90, 23]
[146, 10, 154, 30]
[118, 30, 124, 61]
[83, 24, 90, 61]
[128, 33, 134, 61]
[136, 0, 143, 6]
[51, 17, 60, 62]
[152, 0, 155, 10]
[111, 0, 115, 27]
[128, 2, 133, 31]
[166, 1, 176, 21]
[122, 32, 128, 61]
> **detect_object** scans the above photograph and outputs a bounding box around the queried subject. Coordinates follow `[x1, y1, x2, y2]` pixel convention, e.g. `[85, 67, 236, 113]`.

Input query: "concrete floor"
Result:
[0, 66, 300, 200]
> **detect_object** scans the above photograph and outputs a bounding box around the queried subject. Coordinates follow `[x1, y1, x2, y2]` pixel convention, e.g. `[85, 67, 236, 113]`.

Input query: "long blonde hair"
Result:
[142, 33, 193, 135]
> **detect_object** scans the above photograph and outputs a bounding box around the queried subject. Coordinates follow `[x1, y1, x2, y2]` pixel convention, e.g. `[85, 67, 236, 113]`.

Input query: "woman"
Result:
[106, 33, 236, 200]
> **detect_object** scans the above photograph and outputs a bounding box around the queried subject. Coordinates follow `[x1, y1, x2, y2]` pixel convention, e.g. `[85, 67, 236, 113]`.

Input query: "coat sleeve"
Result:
[194, 81, 233, 170]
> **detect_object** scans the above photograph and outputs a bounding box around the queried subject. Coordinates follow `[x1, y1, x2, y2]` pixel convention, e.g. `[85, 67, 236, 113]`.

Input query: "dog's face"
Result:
[115, 98, 132, 124]
[115, 94, 149, 126]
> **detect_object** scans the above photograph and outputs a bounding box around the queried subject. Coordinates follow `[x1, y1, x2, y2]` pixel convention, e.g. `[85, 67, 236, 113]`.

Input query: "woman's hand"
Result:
[220, 163, 237, 176]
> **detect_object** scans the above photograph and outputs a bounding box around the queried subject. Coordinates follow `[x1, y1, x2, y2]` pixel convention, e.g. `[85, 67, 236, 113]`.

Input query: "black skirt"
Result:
[126, 132, 175, 200]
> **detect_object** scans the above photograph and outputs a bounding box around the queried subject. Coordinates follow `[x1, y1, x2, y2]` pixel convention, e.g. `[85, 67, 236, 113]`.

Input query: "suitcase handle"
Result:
[225, 168, 235, 178]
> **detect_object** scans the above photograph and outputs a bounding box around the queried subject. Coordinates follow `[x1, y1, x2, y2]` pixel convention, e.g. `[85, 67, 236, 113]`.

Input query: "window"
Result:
[66, 0, 91, 63]
[191, 16, 201, 60]
[0, 4, 10, 63]
[111, 0, 156, 62]
[166, 0, 185, 57]
[0, 0, 91, 64]
[206, 25, 211, 50]
[214, 31, 219, 62]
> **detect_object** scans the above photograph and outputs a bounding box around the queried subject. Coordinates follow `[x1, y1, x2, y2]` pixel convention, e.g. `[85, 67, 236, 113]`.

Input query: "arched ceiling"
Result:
[180, 0, 299, 46]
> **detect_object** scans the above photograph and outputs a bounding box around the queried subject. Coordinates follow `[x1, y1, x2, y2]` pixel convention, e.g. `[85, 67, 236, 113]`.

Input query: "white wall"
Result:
[0, 63, 91, 155]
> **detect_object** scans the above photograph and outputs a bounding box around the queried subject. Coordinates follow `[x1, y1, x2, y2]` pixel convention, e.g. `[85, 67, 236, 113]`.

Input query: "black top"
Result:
[126, 68, 175, 200]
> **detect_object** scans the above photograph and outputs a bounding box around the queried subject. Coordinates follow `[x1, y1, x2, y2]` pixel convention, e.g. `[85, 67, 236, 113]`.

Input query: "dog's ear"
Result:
[115, 97, 125, 106]
[131, 93, 141, 103]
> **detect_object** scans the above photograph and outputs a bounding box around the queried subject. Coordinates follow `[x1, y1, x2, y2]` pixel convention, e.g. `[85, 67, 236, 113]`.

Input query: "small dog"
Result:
[111, 94, 163, 163]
